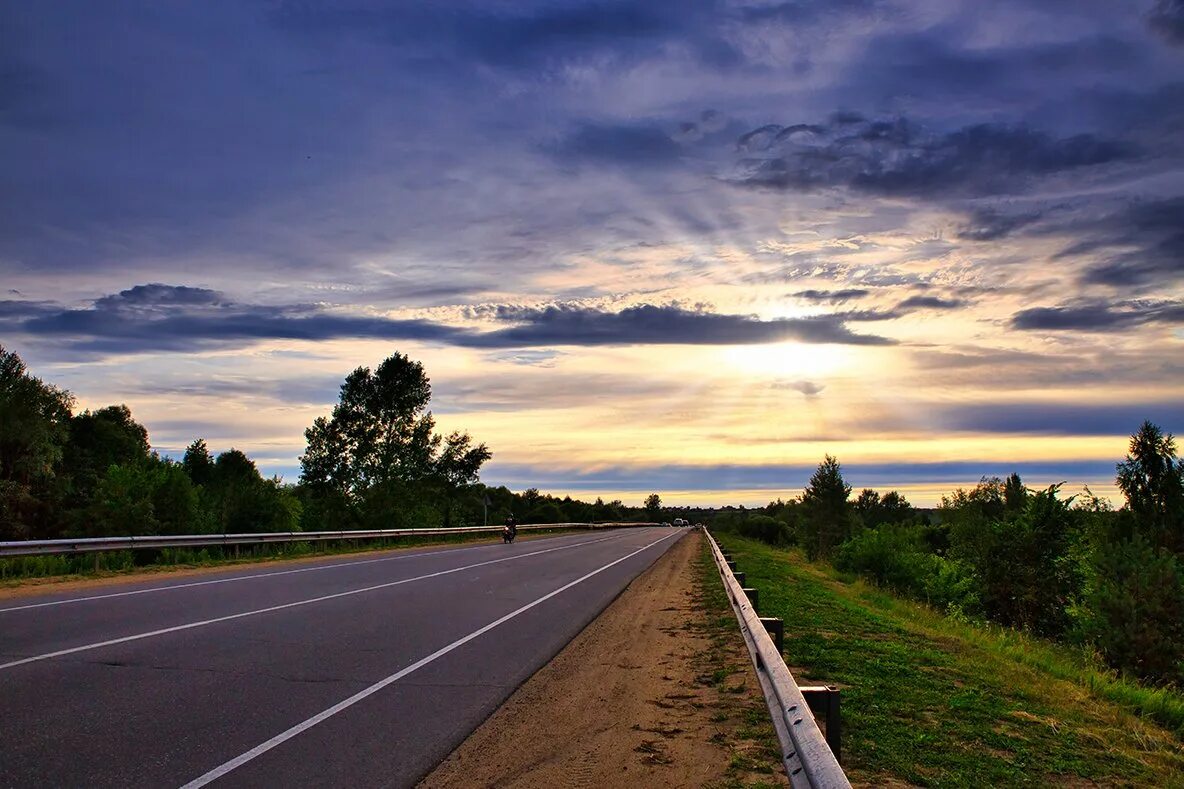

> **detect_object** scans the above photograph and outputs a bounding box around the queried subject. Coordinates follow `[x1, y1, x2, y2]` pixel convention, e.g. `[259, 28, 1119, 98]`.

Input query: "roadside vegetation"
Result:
[707, 423, 1184, 784]
[710, 424, 1184, 691]
[713, 532, 1184, 786]
[1, 345, 652, 578]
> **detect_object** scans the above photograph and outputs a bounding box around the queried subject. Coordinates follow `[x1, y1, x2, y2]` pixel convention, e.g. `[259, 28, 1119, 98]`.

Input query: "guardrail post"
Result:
[726, 559, 737, 572]
[801, 685, 842, 763]
[760, 616, 784, 654]
[742, 587, 758, 612]
[734, 570, 746, 586]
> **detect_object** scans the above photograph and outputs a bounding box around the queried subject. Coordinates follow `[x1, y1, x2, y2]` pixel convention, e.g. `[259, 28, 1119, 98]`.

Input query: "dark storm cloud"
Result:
[472, 303, 896, 347]
[6, 286, 896, 354]
[1011, 299, 1184, 331]
[1073, 198, 1184, 287]
[956, 207, 1047, 241]
[932, 401, 1183, 437]
[730, 115, 1135, 197]
[895, 295, 966, 311]
[17, 285, 466, 353]
[792, 288, 871, 304]
[1150, 0, 1184, 45]
[485, 460, 1118, 492]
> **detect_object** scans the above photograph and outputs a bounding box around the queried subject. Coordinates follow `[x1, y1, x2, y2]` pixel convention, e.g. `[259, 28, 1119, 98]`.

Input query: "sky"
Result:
[2, 0, 1182, 507]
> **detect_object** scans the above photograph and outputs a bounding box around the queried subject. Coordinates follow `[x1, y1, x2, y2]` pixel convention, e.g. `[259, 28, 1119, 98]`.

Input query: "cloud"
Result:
[932, 401, 1183, 437]
[771, 379, 826, 398]
[895, 295, 966, 311]
[1011, 299, 1184, 331]
[1075, 198, 1184, 288]
[7, 285, 898, 354]
[728, 115, 1135, 198]
[956, 207, 1047, 241]
[484, 460, 1120, 493]
[1150, 0, 1184, 45]
[793, 288, 871, 304]
[471, 303, 896, 347]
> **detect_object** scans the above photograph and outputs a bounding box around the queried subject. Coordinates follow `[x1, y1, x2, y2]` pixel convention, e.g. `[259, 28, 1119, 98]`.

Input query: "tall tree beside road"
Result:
[644, 493, 662, 520]
[800, 455, 855, 559]
[0, 345, 74, 539]
[300, 353, 490, 529]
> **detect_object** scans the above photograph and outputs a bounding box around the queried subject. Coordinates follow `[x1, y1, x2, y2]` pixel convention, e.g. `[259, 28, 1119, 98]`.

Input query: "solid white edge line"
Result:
[0, 531, 613, 614]
[178, 529, 682, 789]
[0, 533, 629, 671]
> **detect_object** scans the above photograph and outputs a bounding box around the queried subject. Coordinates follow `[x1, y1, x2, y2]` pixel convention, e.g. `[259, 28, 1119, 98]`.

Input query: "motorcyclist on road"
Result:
[503, 513, 518, 543]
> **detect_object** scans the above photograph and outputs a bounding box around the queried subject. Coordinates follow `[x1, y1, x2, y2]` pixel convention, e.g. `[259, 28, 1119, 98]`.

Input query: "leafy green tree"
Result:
[1079, 533, 1184, 683]
[854, 488, 916, 529]
[299, 353, 488, 530]
[800, 455, 855, 559]
[64, 405, 152, 503]
[0, 345, 74, 539]
[644, 493, 662, 520]
[182, 439, 215, 488]
[948, 485, 1078, 636]
[1004, 472, 1028, 514]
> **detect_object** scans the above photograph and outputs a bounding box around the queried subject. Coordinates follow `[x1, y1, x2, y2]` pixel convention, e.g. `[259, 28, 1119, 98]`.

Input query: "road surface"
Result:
[0, 527, 685, 788]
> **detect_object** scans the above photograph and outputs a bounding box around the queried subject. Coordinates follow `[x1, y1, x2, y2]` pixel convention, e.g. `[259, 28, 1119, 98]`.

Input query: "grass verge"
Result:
[713, 532, 1184, 788]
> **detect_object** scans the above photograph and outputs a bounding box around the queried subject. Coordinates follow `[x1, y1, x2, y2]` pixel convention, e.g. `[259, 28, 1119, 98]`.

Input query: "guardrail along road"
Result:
[0, 527, 685, 788]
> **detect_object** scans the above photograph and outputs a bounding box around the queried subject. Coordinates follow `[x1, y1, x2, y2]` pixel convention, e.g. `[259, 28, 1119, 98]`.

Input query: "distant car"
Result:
[662, 521, 672, 527]
[673, 518, 688, 527]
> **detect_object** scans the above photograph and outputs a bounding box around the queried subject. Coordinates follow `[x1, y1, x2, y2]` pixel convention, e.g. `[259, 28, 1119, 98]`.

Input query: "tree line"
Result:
[709, 427, 1184, 685]
[0, 346, 650, 543]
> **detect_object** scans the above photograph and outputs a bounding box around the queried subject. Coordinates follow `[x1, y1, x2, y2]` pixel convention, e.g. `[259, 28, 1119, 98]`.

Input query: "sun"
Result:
[719, 341, 856, 380]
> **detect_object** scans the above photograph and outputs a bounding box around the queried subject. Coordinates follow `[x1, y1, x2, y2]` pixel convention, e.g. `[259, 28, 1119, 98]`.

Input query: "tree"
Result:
[64, 405, 152, 503]
[182, 439, 215, 488]
[800, 455, 855, 559]
[1116, 421, 1184, 554]
[0, 345, 74, 539]
[299, 353, 489, 529]
[1004, 472, 1028, 514]
[644, 493, 662, 520]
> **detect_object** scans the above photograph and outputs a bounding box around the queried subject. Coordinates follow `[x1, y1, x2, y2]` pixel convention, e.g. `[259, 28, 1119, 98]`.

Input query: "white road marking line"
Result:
[178, 530, 681, 789]
[0, 533, 634, 671]
[0, 531, 618, 614]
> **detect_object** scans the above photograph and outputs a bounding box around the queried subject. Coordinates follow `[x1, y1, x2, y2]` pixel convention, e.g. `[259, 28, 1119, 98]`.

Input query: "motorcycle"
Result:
[502, 525, 517, 544]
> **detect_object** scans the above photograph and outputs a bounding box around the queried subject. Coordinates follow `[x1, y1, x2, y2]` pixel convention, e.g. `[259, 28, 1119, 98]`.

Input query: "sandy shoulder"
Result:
[419, 530, 786, 789]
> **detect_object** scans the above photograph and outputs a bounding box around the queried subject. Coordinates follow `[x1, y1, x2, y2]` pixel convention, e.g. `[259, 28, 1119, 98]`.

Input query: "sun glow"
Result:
[720, 342, 858, 379]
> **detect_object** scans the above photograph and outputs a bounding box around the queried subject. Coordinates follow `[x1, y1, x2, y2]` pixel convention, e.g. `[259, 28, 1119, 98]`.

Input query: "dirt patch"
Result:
[419, 531, 786, 789]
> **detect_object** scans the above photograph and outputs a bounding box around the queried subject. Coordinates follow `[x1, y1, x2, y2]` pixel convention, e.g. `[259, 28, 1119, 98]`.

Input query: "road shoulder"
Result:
[419, 530, 786, 789]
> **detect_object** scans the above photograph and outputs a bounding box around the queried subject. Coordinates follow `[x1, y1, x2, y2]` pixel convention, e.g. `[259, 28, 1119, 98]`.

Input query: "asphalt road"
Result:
[0, 527, 686, 788]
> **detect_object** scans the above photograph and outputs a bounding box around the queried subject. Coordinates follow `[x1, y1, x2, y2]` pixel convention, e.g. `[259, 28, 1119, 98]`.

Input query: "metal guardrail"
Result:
[0, 522, 664, 558]
[705, 529, 851, 789]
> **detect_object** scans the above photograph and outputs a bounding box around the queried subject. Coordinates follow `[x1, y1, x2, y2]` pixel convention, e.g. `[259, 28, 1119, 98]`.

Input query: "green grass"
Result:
[713, 533, 1184, 788]
[0, 527, 584, 586]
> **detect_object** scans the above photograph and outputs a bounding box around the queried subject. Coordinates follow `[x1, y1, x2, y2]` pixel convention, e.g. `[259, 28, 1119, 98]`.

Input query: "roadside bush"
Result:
[835, 523, 931, 595]
[737, 514, 793, 546]
[836, 523, 980, 614]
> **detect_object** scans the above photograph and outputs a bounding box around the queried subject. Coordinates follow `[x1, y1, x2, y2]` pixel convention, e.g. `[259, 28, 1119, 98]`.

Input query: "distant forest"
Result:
[709, 435, 1184, 686]
[0, 346, 651, 543]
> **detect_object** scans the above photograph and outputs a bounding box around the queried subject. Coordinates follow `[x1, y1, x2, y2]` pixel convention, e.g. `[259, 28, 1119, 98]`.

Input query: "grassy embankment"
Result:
[713, 533, 1184, 788]
[0, 526, 587, 587]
